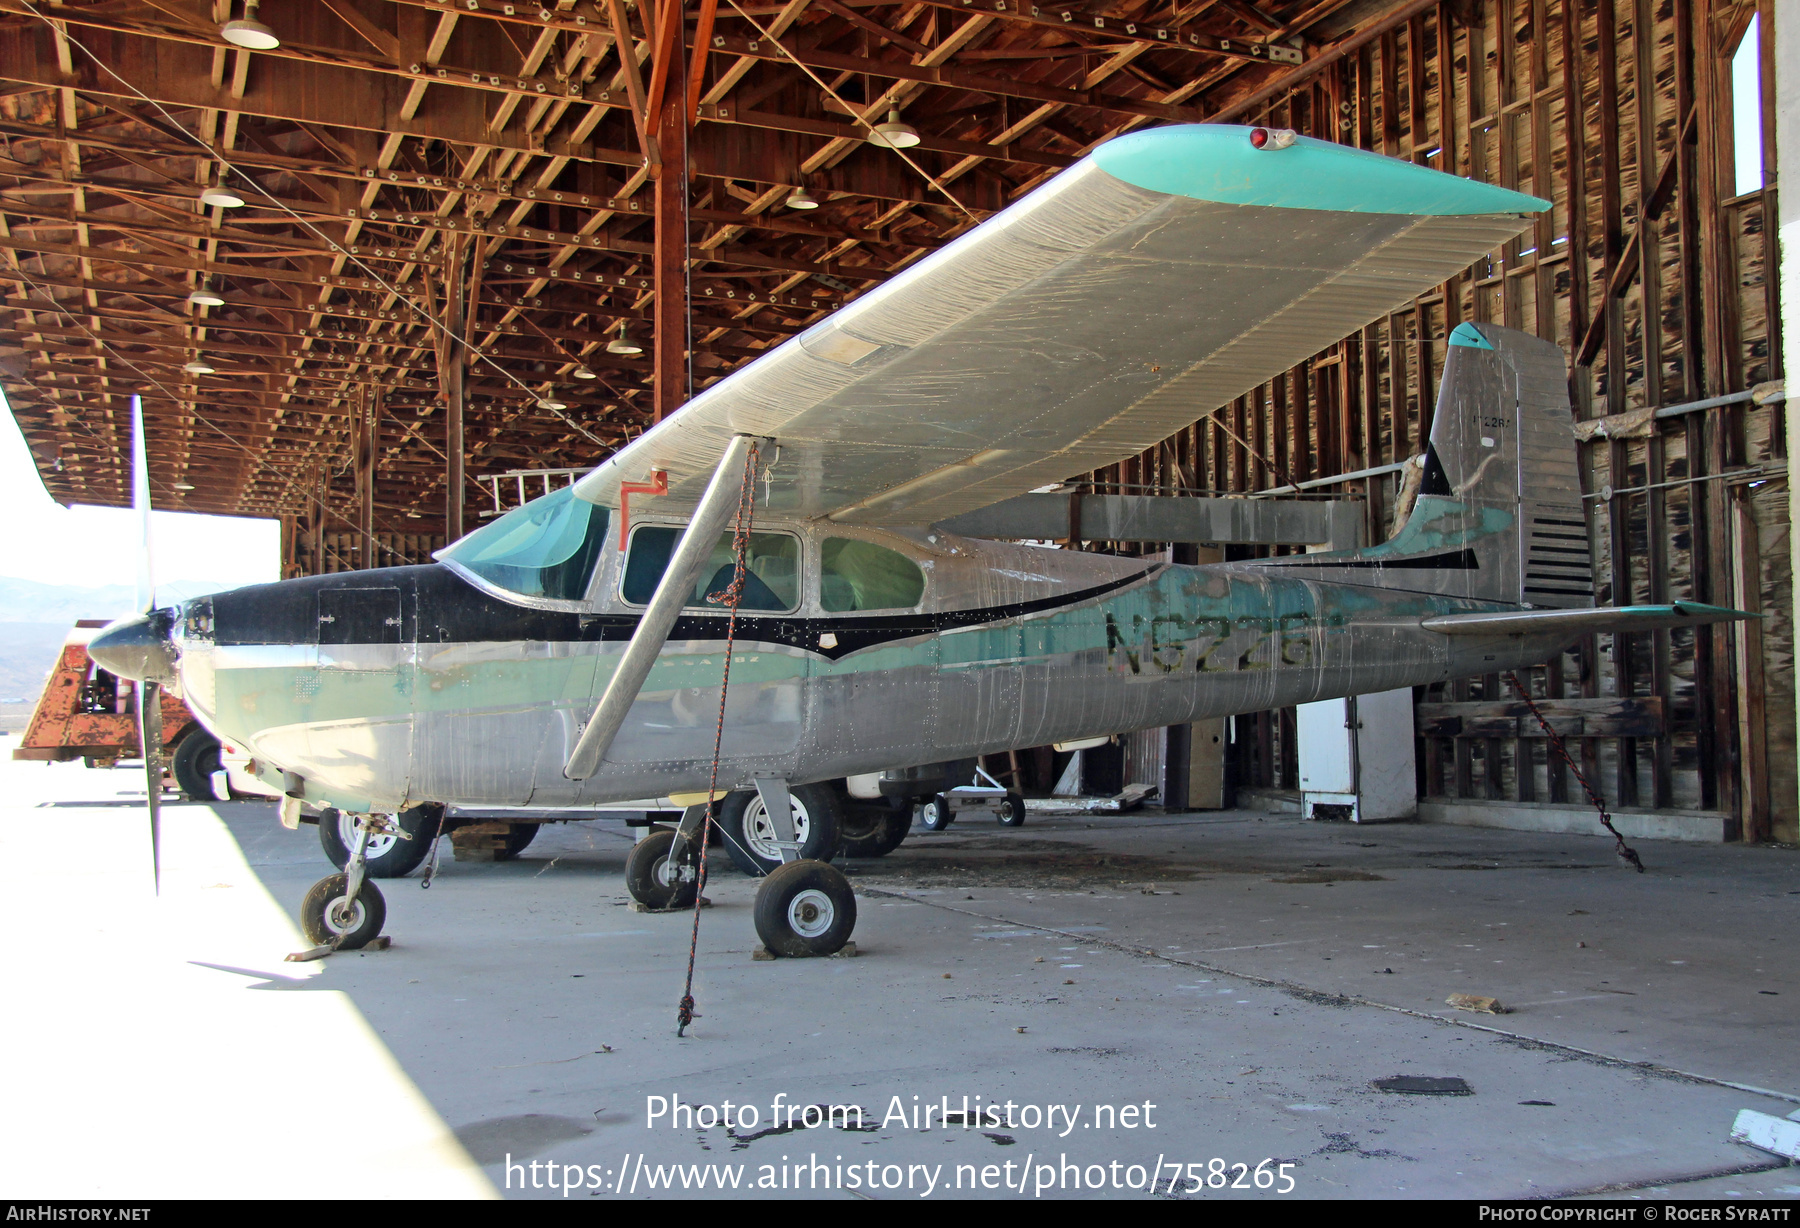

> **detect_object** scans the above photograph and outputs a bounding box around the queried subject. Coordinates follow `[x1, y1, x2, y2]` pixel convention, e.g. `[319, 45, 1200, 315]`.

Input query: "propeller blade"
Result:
[141, 678, 163, 894]
[132, 395, 162, 892]
[131, 394, 155, 614]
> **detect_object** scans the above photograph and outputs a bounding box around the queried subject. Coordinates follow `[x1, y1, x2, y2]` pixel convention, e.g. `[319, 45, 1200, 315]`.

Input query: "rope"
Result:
[677, 440, 761, 1036]
[1504, 670, 1645, 873]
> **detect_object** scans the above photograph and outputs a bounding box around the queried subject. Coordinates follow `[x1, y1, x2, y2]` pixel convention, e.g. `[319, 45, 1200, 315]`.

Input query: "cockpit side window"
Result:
[820, 538, 926, 612]
[621, 526, 800, 612]
[437, 486, 610, 601]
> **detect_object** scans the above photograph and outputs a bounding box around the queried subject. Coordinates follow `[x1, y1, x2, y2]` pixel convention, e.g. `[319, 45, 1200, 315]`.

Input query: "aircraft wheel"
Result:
[753, 860, 856, 957]
[625, 828, 699, 910]
[494, 822, 539, 861]
[171, 729, 222, 801]
[919, 794, 955, 832]
[996, 792, 1027, 827]
[719, 783, 840, 875]
[300, 873, 386, 950]
[837, 804, 909, 858]
[320, 804, 437, 878]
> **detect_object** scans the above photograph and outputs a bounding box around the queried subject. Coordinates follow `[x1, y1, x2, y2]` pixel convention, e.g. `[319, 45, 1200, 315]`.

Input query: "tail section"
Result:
[1256, 321, 1592, 609]
[1417, 321, 1592, 608]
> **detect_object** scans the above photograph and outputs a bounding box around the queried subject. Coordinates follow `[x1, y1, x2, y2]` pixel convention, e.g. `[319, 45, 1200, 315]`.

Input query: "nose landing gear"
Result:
[293, 813, 390, 957]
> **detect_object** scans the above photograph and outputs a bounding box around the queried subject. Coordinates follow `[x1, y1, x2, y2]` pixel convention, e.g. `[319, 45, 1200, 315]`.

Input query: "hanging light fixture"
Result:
[199, 185, 245, 208]
[868, 109, 921, 149]
[220, 0, 280, 50]
[183, 359, 216, 375]
[786, 185, 819, 210]
[606, 322, 643, 355]
[187, 283, 225, 308]
[539, 397, 569, 411]
[572, 364, 598, 380]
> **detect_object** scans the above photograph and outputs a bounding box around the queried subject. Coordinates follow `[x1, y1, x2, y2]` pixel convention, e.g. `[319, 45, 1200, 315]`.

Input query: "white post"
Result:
[1778, 0, 1799, 833]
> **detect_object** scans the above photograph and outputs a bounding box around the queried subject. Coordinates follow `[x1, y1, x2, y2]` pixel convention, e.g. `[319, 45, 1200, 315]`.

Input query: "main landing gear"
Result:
[621, 777, 856, 957]
[298, 812, 389, 951]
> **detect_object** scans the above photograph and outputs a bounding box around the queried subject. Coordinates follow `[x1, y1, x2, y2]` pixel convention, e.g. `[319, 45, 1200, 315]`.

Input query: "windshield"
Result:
[438, 486, 610, 601]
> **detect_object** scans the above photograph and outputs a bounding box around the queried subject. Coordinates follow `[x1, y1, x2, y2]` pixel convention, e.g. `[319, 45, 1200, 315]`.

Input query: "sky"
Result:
[0, 390, 280, 599]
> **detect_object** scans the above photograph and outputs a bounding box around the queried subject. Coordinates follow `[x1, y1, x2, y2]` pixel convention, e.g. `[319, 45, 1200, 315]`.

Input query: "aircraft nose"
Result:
[88, 609, 180, 684]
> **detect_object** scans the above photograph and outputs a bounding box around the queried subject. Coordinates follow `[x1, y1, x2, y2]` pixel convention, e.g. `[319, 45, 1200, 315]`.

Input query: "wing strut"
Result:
[564, 434, 759, 781]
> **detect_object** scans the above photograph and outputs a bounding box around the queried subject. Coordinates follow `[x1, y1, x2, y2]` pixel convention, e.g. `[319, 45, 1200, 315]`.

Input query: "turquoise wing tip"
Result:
[1670, 601, 1763, 621]
[1091, 124, 1550, 217]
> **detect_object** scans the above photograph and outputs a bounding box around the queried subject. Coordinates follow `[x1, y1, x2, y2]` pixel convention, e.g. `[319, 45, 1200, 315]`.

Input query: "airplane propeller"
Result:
[130, 393, 163, 894]
[85, 395, 175, 893]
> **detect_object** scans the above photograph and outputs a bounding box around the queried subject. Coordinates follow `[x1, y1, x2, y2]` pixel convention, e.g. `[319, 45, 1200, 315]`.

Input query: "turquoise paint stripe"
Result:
[1092, 125, 1548, 217]
[1449, 321, 1497, 349]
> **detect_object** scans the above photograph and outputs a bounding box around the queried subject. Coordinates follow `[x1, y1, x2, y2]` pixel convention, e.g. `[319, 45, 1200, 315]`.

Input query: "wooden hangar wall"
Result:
[1075, 0, 1789, 841]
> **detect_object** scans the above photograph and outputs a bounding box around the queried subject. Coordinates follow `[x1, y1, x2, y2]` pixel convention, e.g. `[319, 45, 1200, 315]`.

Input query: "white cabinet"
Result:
[1296, 688, 1417, 823]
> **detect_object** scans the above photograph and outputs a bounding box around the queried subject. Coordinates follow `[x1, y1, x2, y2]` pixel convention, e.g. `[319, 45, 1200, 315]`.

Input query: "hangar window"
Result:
[622, 526, 801, 612]
[820, 538, 926, 612]
[438, 486, 609, 601]
[1730, 14, 1765, 196]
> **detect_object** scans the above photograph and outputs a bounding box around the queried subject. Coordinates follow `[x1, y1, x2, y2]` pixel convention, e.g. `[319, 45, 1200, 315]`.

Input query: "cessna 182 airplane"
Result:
[89, 123, 1748, 960]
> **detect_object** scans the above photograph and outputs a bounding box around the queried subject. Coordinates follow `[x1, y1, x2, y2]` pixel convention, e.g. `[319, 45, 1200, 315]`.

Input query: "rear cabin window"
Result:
[622, 527, 800, 612]
[438, 486, 609, 601]
[820, 538, 925, 612]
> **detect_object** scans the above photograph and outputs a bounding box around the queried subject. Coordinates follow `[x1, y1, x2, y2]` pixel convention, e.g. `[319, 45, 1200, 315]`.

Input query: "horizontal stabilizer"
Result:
[1422, 602, 1756, 638]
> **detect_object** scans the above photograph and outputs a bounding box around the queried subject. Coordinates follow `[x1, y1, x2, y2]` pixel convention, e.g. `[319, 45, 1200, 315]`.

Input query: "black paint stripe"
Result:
[1260, 548, 1480, 573]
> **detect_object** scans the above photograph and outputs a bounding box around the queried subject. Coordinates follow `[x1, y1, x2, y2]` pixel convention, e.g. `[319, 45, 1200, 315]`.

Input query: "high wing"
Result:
[574, 124, 1545, 525]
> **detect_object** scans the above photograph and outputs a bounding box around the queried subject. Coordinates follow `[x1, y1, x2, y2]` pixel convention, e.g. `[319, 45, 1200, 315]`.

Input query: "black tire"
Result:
[299, 873, 386, 949]
[495, 822, 539, 860]
[625, 828, 700, 909]
[919, 793, 955, 832]
[838, 804, 909, 858]
[319, 804, 439, 878]
[753, 859, 857, 957]
[718, 783, 840, 875]
[171, 728, 222, 801]
[997, 792, 1027, 827]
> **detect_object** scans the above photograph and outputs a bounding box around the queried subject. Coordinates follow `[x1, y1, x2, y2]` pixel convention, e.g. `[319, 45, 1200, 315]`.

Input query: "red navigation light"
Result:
[1250, 127, 1270, 149]
[1249, 126, 1298, 151]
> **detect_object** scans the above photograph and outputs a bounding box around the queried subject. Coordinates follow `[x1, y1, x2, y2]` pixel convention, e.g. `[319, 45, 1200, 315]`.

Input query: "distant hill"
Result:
[0, 577, 243, 731]
[0, 576, 239, 624]
[0, 621, 76, 729]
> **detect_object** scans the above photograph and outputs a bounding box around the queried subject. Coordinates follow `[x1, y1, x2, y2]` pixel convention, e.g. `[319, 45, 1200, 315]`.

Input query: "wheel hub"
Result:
[787, 888, 834, 937]
[745, 798, 811, 861]
[326, 895, 363, 933]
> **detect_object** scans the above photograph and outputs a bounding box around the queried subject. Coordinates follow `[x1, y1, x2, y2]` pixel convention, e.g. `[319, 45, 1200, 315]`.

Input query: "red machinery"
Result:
[12, 620, 199, 773]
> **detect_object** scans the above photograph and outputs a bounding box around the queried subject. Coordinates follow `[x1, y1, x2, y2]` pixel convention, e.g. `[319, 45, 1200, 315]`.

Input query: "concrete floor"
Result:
[3, 756, 1797, 1200]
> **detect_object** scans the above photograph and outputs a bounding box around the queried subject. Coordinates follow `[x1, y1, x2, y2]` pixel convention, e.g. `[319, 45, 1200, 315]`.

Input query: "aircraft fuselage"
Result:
[168, 521, 1549, 816]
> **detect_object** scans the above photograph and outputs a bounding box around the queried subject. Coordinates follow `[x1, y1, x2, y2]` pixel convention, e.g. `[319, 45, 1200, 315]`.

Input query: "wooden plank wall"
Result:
[1085, 0, 1789, 840]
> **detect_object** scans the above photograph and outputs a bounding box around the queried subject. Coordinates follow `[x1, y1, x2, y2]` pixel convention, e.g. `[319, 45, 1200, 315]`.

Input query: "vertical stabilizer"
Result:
[1417, 321, 1592, 607]
[1251, 322, 1592, 609]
